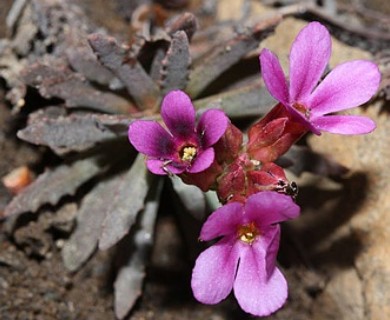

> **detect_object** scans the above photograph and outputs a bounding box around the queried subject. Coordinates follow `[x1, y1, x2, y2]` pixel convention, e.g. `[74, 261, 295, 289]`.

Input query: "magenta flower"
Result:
[260, 22, 380, 135]
[191, 191, 300, 317]
[128, 90, 228, 175]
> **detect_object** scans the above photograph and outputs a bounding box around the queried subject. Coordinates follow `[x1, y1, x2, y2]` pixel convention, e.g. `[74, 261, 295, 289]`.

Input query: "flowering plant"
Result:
[260, 22, 379, 135]
[128, 21, 380, 317]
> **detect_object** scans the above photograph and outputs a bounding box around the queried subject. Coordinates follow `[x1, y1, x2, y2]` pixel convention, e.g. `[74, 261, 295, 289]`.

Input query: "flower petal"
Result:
[312, 115, 376, 135]
[197, 109, 229, 148]
[187, 147, 215, 173]
[262, 226, 281, 278]
[245, 191, 300, 227]
[191, 237, 240, 304]
[200, 201, 243, 241]
[289, 22, 331, 102]
[161, 90, 196, 138]
[128, 120, 176, 157]
[259, 49, 289, 105]
[308, 60, 381, 116]
[233, 242, 287, 317]
[284, 104, 322, 135]
[146, 159, 185, 175]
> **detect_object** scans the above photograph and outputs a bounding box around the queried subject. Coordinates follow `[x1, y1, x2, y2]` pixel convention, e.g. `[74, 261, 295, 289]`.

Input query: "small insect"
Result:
[275, 180, 298, 199]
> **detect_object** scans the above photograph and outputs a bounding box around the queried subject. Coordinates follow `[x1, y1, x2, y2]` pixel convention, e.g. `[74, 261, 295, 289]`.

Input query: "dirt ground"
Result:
[0, 0, 389, 319]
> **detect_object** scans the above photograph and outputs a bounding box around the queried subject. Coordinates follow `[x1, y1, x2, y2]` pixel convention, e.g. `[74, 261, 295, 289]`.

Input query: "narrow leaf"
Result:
[88, 34, 161, 110]
[165, 12, 198, 41]
[160, 31, 191, 94]
[99, 154, 152, 250]
[193, 82, 276, 119]
[114, 179, 163, 319]
[170, 176, 206, 220]
[65, 38, 121, 88]
[22, 63, 134, 114]
[4, 156, 103, 217]
[18, 110, 132, 154]
[62, 171, 128, 271]
[186, 15, 281, 98]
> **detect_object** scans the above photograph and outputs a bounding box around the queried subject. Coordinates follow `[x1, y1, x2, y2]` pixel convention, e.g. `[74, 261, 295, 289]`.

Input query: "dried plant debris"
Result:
[273, 0, 390, 46]
[1, 0, 104, 109]
[14, 203, 77, 258]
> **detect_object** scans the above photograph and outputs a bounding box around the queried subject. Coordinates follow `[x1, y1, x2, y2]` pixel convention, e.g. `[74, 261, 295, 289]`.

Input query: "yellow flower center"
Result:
[181, 146, 197, 162]
[238, 222, 259, 244]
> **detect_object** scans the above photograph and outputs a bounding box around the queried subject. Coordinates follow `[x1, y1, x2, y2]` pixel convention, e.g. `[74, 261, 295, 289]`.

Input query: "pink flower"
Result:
[260, 22, 380, 135]
[128, 90, 228, 175]
[191, 191, 300, 317]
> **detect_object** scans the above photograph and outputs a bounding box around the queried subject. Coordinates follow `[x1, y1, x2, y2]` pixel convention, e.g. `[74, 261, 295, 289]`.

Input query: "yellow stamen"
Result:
[181, 146, 197, 161]
[238, 222, 259, 244]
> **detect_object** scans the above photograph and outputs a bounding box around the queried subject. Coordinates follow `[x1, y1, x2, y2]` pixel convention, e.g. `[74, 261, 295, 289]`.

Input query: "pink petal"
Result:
[233, 242, 288, 317]
[161, 90, 196, 138]
[146, 159, 185, 175]
[284, 104, 322, 135]
[259, 49, 289, 105]
[187, 147, 215, 173]
[200, 201, 243, 241]
[245, 191, 300, 227]
[128, 120, 176, 157]
[312, 115, 376, 135]
[308, 60, 381, 116]
[197, 109, 229, 148]
[262, 226, 281, 278]
[191, 237, 240, 304]
[289, 22, 331, 102]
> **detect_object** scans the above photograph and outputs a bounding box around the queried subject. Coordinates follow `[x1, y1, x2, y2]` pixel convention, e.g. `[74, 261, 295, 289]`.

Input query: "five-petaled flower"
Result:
[191, 191, 300, 317]
[128, 90, 228, 175]
[260, 22, 380, 135]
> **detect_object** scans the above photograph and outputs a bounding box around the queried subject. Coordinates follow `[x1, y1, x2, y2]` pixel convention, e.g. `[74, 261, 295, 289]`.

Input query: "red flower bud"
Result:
[247, 103, 307, 162]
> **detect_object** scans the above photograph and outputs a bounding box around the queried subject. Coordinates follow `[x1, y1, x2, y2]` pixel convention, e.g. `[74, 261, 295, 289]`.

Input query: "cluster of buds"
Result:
[128, 22, 380, 316]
